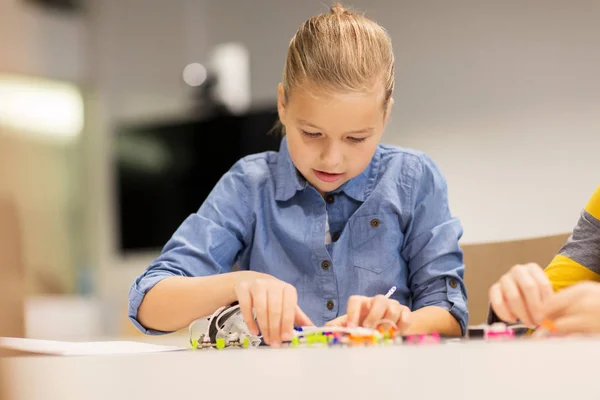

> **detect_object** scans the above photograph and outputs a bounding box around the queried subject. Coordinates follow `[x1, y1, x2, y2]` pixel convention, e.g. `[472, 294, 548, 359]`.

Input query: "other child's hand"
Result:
[540, 281, 600, 334]
[489, 263, 554, 326]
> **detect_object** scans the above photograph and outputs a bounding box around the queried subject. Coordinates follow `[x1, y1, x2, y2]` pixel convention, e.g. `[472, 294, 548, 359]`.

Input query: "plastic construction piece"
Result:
[466, 325, 485, 339]
[485, 323, 515, 340]
[375, 319, 398, 339]
[303, 332, 329, 347]
[532, 320, 557, 339]
[467, 323, 517, 340]
[290, 325, 385, 348]
[540, 320, 557, 333]
[404, 332, 441, 345]
[189, 302, 262, 350]
[340, 331, 380, 347]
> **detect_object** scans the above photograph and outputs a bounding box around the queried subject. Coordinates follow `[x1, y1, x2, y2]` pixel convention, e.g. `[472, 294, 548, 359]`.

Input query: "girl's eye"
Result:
[301, 130, 321, 138]
[348, 136, 366, 143]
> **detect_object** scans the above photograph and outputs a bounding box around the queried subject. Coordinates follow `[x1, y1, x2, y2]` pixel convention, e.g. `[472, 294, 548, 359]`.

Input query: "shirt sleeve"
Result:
[401, 154, 468, 335]
[544, 186, 600, 290]
[128, 160, 253, 335]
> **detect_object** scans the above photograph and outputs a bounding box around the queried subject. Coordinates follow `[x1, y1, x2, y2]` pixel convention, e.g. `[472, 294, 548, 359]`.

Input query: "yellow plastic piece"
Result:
[243, 337, 249, 348]
[191, 339, 198, 350]
[216, 338, 225, 350]
[291, 337, 299, 348]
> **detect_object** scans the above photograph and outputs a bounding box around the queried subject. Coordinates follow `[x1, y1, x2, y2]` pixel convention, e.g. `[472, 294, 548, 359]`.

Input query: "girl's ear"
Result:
[384, 97, 394, 125]
[277, 83, 287, 123]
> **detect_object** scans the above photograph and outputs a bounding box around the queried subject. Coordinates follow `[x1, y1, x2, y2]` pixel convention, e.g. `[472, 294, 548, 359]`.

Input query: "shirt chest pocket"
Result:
[350, 213, 403, 274]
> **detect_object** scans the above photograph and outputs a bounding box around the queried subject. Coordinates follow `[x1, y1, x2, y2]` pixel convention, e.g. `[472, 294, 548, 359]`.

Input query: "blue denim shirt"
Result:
[129, 137, 468, 334]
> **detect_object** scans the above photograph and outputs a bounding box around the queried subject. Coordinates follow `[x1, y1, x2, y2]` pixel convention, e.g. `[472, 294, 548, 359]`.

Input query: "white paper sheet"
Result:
[0, 337, 184, 356]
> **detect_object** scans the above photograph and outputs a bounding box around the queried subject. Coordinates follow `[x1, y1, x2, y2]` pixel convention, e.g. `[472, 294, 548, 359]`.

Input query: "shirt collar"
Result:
[274, 136, 381, 202]
[333, 146, 381, 202]
[275, 136, 308, 201]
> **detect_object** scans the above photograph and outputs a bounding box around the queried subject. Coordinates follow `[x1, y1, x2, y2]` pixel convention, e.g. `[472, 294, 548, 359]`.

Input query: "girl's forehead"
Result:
[288, 94, 385, 134]
[287, 87, 385, 110]
[289, 80, 385, 100]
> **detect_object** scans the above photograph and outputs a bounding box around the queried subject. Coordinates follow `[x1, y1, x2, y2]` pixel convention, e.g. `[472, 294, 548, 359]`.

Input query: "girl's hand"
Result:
[234, 274, 313, 347]
[326, 295, 412, 332]
[540, 282, 600, 334]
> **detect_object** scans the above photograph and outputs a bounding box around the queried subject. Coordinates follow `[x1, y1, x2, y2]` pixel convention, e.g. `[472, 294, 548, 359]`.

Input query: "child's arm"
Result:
[401, 155, 468, 336]
[137, 271, 258, 332]
[129, 159, 312, 345]
[406, 306, 461, 336]
[137, 271, 313, 345]
[129, 160, 254, 335]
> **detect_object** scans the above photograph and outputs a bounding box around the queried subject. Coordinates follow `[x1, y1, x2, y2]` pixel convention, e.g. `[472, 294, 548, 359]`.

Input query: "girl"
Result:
[129, 3, 468, 346]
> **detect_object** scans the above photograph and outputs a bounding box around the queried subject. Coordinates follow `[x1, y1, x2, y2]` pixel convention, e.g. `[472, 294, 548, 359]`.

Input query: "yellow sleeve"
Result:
[545, 254, 600, 291]
[544, 185, 600, 291]
[585, 185, 600, 220]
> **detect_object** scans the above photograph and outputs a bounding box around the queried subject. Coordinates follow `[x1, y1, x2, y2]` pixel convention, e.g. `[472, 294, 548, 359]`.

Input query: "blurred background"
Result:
[1, 0, 599, 341]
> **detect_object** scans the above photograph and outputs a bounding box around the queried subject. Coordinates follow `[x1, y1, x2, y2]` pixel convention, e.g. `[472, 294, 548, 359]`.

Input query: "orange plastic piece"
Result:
[540, 320, 557, 333]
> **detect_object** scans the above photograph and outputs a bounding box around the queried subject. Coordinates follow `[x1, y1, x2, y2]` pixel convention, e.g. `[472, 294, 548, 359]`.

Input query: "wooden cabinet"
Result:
[0, 195, 25, 341]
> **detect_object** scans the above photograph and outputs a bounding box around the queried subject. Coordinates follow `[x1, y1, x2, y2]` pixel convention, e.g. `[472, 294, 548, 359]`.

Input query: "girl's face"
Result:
[278, 84, 392, 196]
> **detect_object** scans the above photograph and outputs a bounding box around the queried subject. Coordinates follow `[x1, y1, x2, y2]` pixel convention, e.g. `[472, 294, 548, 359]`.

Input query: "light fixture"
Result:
[210, 42, 251, 114]
[182, 63, 207, 87]
[0, 74, 84, 143]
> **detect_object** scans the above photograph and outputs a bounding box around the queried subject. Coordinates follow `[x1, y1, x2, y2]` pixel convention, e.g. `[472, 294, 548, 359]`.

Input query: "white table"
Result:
[3, 337, 600, 400]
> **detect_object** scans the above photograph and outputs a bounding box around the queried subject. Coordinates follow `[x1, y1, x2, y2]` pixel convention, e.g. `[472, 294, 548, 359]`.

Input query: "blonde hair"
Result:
[276, 3, 394, 134]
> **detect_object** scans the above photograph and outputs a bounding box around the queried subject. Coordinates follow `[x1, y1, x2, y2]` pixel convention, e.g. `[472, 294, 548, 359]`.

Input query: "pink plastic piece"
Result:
[486, 329, 514, 339]
[405, 332, 440, 344]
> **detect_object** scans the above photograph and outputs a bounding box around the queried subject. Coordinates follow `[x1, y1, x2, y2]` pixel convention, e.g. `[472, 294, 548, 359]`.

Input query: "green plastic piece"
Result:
[243, 337, 249, 348]
[216, 338, 225, 350]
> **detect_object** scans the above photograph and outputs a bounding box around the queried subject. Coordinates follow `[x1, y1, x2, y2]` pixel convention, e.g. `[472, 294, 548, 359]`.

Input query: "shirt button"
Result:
[326, 195, 335, 204]
[450, 279, 458, 289]
[326, 300, 334, 310]
[331, 232, 340, 242]
[370, 218, 380, 228]
[321, 260, 331, 270]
